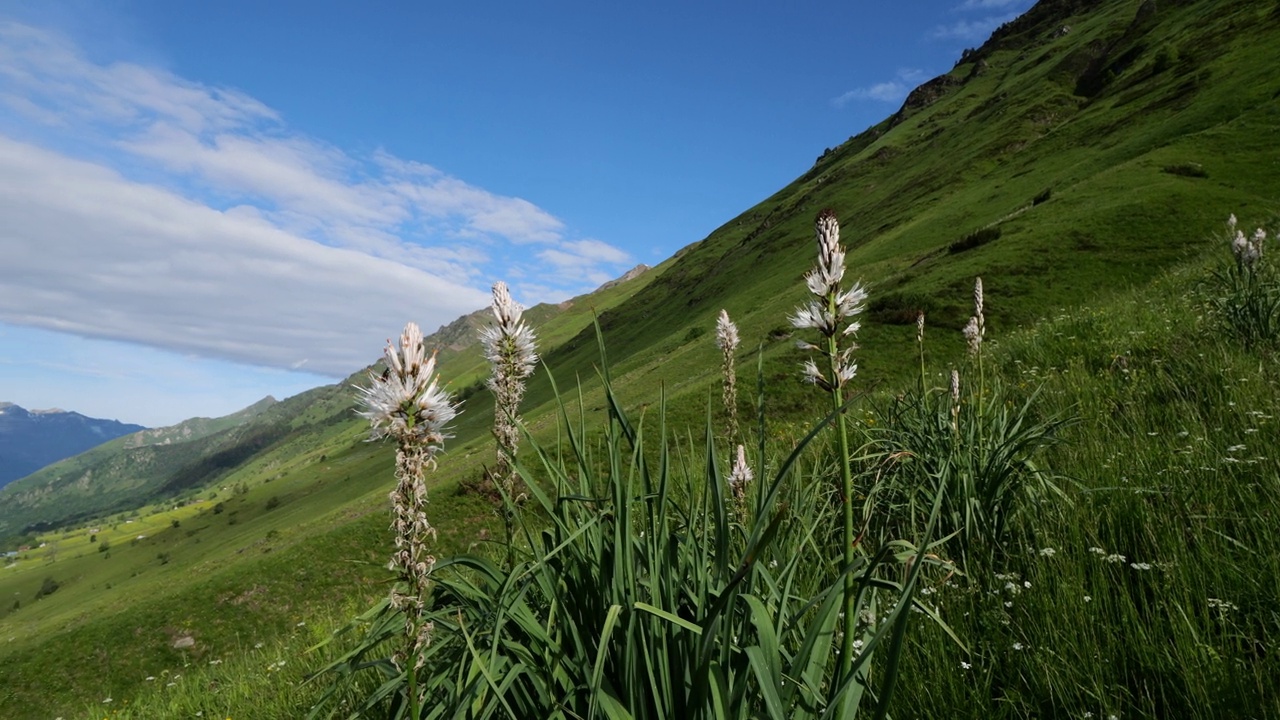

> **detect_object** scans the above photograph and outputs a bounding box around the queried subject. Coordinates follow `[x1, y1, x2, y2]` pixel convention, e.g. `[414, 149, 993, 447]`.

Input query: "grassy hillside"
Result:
[0, 393, 327, 539]
[1, 0, 1278, 716]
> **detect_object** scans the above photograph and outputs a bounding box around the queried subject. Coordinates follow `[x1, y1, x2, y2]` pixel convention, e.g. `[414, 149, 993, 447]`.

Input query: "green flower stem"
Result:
[827, 305, 858, 702]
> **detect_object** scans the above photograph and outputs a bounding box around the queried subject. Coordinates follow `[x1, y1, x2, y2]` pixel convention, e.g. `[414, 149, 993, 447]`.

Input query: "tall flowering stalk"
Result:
[716, 309, 740, 440]
[916, 311, 926, 390]
[964, 276, 987, 419]
[355, 322, 458, 691]
[950, 369, 961, 435]
[480, 282, 538, 499]
[790, 208, 867, 695]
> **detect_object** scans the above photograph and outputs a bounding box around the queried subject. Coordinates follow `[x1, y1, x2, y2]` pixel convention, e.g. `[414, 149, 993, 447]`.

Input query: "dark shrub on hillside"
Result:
[265, 496, 281, 511]
[682, 325, 707, 342]
[453, 380, 485, 404]
[950, 226, 1002, 254]
[1033, 187, 1052, 205]
[1163, 162, 1209, 178]
[869, 292, 938, 325]
[35, 577, 58, 599]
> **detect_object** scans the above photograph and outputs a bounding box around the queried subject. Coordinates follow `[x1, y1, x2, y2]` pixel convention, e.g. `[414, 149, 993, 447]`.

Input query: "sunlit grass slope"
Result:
[1, 0, 1278, 716]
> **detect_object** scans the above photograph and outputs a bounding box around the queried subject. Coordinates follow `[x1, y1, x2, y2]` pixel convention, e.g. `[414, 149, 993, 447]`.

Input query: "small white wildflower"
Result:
[960, 660, 971, 670]
[103, 697, 113, 704]
[1130, 562, 1152, 571]
[1207, 598, 1238, 613]
[1039, 547, 1056, 557]
[145, 676, 155, 681]
[1024, 580, 1031, 589]
[296, 621, 306, 627]
[254, 642, 264, 649]
[1084, 595, 1093, 603]
[1012, 642, 1024, 651]
[1004, 601, 1013, 608]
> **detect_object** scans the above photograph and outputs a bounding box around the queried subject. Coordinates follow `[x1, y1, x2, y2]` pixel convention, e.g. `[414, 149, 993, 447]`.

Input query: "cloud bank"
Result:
[0, 21, 632, 377]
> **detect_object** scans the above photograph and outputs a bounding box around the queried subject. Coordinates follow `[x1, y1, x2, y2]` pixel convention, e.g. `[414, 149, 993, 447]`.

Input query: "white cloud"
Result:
[539, 239, 632, 269]
[930, 13, 1020, 42]
[0, 136, 490, 376]
[832, 68, 928, 107]
[956, 0, 1023, 10]
[0, 21, 635, 377]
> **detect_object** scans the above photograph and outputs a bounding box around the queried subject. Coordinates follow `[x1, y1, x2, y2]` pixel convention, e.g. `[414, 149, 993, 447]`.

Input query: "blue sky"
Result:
[0, 0, 1033, 426]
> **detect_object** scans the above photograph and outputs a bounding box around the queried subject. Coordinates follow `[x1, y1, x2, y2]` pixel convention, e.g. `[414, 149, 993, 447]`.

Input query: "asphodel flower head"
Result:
[480, 281, 538, 383]
[717, 309, 740, 354]
[357, 322, 458, 453]
[974, 277, 985, 331]
[717, 309, 741, 438]
[791, 209, 867, 392]
[480, 281, 539, 496]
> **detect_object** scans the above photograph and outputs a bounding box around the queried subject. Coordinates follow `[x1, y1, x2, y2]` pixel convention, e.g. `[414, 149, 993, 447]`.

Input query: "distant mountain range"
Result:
[0, 403, 145, 489]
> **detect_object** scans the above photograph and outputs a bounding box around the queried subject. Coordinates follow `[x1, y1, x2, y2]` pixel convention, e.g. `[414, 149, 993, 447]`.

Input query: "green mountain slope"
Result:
[1, 1, 1278, 716]
[537, 0, 1279, 399]
[0, 394, 319, 538]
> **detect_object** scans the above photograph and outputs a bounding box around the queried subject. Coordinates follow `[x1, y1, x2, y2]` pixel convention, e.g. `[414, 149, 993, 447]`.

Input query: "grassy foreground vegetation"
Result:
[38, 217, 1279, 719]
